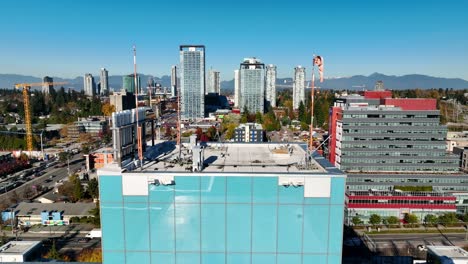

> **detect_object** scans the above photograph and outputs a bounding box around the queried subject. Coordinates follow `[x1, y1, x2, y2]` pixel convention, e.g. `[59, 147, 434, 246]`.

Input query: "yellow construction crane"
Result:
[14, 82, 67, 153]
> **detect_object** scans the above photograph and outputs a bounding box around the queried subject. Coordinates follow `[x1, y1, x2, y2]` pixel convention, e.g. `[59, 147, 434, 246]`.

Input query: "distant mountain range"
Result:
[1, 73, 467, 91]
[0, 74, 171, 91]
[221, 73, 468, 91]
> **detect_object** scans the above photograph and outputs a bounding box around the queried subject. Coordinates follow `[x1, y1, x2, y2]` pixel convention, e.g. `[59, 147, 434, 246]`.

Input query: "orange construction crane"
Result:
[14, 82, 67, 154]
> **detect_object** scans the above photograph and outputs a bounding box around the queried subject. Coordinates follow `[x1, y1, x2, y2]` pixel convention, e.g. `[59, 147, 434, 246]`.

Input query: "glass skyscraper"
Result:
[99, 143, 346, 264]
[122, 74, 140, 94]
[240, 58, 265, 114]
[180, 45, 205, 120]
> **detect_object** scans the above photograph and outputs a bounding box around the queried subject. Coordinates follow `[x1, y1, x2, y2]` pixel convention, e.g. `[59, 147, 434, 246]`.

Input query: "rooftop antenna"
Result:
[134, 45, 143, 169]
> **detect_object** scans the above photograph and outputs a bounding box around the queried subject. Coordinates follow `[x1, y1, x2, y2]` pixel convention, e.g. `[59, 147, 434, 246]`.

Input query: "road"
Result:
[0, 154, 85, 203]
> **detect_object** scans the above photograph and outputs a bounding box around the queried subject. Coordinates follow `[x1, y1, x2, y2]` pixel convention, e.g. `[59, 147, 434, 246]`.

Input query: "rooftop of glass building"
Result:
[107, 141, 344, 176]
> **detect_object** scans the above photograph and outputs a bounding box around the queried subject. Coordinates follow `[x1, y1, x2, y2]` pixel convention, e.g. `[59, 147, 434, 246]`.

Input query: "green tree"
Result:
[0, 232, 8, 246]
[255, 112, 263, 124]
[369, 214, 382, 226]
[424, 214, 438, 226]
[72, 175, 84, 201]
[462, 213, 468, 223]
[58, 151, 71, 164]
[384, 216, 400, 225]
[87, 178, 99, 199]
[89, 202, 101, 227]
[404, 213, 419, 227]
[298, 101, 306, 123]
[438, 212, 458, 226]
[240, 106, 250, 123]
[351, 216, 363, 226]
[47, 240, 61, 260]
[225, 123, 237, 140]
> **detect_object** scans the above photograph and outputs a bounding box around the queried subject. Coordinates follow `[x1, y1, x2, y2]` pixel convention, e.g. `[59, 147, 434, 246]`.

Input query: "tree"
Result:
[424, 214, 438, 226]
[404, 213, 419, 227]
[46, 240, 61, 260]
[89, 202, 100, 227]
[438, 212, 458, 226]
[240, 106, 250, 123]
[58, 151, 71, 164]
[352, 216, 363, 226]
[77, 248, 102, 262]
[255, 112, 263, 124]
[298, 101, 306, 123]
[384, 216, 400, 225]
[462, 213, 468, 223]
[72, 175, 84, 202]
[101, 103, 116, 117]
[225, 123, 237, 140]
[369, 214, 382, 226]
[87, 178, 99, 199]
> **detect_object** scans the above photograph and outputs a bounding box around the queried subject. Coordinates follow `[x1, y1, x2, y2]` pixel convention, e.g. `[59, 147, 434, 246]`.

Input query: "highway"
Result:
[0, 154, 85, 203]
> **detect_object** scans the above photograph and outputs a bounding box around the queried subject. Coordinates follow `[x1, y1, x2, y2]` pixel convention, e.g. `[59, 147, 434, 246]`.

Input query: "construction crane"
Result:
[14, 82, 67, 154]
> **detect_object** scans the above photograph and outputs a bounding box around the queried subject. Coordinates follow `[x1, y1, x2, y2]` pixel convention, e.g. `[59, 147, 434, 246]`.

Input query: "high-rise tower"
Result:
[42, 76, 53, 95]
[234, 70, 240, 108]
[180, 45, 205, 120]
[100, 68, 109, 96]
[239, 58, 265, 114]
[265, 64, 277, 108]
[293, 66, 306, 110]
[84, 73, 96, 97]
[207, 70, 220, 94]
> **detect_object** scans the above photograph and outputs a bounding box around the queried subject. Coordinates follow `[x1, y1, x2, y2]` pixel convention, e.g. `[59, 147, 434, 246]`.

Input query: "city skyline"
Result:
[1, 0, 467, 81]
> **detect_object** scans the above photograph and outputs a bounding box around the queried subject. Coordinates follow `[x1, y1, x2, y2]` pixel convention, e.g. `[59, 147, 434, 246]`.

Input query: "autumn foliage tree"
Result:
[77, 248, 102, 262]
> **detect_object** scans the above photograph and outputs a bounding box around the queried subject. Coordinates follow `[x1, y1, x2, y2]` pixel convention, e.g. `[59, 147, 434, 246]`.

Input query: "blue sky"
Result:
[1, 0, 467, 80]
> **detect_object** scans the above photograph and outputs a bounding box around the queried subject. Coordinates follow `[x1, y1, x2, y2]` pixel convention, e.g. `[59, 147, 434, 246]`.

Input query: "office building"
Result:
[84, 73, 96, 97]
[100, 68, 109, 96]
[234, 69, 240, 108]
[123, 74, 141, 94]
[265, 64, 277, 108]
[328, 91, 463, 222]
[328, 93, 459, 173]
[240, 57, 265, 114]
[234, 123, 264, 142]
[42, 76, 53, 94]
[207, 69, 220, 94]
[98, 142, 346, 264]
[293, 66, 305, 110]
[180, 45, 205, 120]
[345, 190, 457, 224]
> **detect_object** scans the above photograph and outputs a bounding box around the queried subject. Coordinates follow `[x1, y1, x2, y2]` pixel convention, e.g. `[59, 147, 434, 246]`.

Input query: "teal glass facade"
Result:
[99, 175, 346, 264]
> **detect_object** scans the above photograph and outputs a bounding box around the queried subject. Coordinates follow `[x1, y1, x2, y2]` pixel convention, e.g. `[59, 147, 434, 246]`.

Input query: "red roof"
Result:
[383, 98, 437, 110]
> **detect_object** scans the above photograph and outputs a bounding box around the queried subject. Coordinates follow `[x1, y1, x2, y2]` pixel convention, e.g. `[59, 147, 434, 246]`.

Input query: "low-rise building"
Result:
[234, 123, 264, 142]
[0, 241, 42, 262]
[1, 202, 96, 226]
[85, 147, 114, 170]
[345, 190, 457, 224]
[69, 117, 108, 139]
[426, 246, 468, 264]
